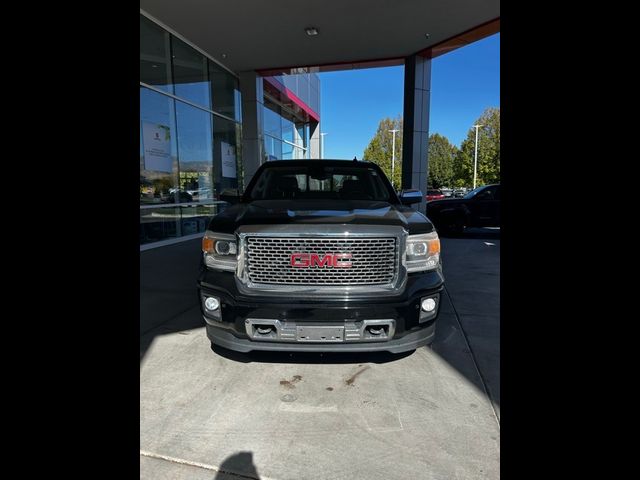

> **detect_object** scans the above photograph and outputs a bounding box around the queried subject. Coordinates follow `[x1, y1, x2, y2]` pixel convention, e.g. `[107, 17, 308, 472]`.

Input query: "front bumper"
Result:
[197, 267, 444, 354]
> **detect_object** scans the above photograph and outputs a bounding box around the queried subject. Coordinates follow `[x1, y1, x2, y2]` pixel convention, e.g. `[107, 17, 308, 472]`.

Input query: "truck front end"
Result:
[197, 160, 444, 354]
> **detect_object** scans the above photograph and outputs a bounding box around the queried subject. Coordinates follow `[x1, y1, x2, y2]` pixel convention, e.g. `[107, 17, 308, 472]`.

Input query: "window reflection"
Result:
[172, 37, 211, 108]
[140, 87, 178, 205]
[263, 84, 314, 161]
[265, 136, 282, 161]
[263, 102, 282, 138]
[139, 14, 247, 245]
[140, 87, 180, 244]
[296, 124, 305, 149]
[175, 102, 214, 202]
[140, 16, 172, 93]
[210, 61, 240, 120]
[282, 141, 293, 160]
[281, 115, 295, 145]
[213, 117, 241, 197]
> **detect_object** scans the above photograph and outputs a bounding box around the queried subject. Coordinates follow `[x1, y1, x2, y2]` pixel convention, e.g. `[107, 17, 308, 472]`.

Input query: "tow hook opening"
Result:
[256, 325, 274, 335]
[367, 325, 387, 336]
[362, 321, 392, 340]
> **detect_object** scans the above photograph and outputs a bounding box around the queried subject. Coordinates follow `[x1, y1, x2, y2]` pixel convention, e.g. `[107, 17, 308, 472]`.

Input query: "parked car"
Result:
[453, 188, 467, 198]
[188, 188, 212, 199]
[164, 190, 193, 203]
[426, 184, 500, 234]
[426, 189, 445, 201]
[440, 188, 453, 198]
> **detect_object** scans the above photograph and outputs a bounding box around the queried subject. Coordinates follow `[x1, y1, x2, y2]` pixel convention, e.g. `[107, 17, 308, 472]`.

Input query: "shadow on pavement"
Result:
[140, 238, 204, 361]
[211, 343, 415, 364]
[214, 451, 261, 480]
[140, 306, 204, 362]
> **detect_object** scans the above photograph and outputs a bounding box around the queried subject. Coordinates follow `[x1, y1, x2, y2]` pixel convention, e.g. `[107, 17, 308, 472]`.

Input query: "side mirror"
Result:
[219, 189, 242, 204]
[399, 189, 423, 205]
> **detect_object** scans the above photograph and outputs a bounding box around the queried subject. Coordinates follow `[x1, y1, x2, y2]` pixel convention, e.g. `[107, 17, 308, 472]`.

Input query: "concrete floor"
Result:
[140, 230, 500, 479]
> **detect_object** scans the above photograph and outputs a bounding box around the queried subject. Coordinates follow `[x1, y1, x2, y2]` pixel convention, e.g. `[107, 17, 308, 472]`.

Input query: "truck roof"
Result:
[261, 159, 372, 168]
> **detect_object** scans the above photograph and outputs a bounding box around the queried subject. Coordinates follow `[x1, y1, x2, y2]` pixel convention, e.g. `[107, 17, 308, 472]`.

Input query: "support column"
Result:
[401, 54, 431, 214]
[239, 71, 264, 189]
[309, 121, 320, 159]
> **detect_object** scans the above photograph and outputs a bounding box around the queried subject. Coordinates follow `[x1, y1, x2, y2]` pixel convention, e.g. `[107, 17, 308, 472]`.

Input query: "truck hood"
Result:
[208, 199, 433, 235]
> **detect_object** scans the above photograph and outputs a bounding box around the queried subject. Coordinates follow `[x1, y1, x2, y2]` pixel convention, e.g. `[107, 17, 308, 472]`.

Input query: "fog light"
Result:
[204, 297, 220, 311]
[421, 298, 436, 312]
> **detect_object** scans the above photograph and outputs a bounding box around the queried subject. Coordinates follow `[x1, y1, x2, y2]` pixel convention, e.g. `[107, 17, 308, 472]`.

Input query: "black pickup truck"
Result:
[427, 184, 501, 234]
[197, 160, 444, 353]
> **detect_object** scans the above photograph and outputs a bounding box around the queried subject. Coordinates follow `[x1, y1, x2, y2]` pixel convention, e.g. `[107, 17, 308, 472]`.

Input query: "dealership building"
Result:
[140, 13, 321, 245]
[139, 2, 499, 247]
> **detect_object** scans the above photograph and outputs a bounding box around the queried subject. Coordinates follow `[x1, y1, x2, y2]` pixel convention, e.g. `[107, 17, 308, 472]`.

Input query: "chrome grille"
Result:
[246, 237, 397, 285]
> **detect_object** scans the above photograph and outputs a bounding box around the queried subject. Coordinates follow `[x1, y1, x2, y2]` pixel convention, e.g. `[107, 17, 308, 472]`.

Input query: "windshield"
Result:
[463, 186, 485, 199]
[246, 165, 395, 201]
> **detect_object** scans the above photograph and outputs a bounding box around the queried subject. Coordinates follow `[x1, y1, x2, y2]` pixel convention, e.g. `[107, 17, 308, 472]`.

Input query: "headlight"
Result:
[202, 231, 237, 272]
[405, 231, 440, 272]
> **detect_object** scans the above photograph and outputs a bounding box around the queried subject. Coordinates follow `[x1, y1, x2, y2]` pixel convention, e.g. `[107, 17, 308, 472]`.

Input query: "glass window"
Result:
[140, 87, 178, 204]
[171, 37, 210, 108]
[309, 74, 320, 116]
[298, 74, 310, 107]
[263, 103, 282, 139]
[264, 136, 282, 161]
[234, 89, 242, 123]
[281, 115, 295, 145]
[175, 102, 214, 203]
[476, 187, 496, 200]
[282, 73, 297, 92]
[140, 15, 172, 92]
[296, 124, 305, 149]
[282, 141, 293, 160]
[213, 116, 241, 198]
[140, 87, 180, 243]
[247, 166, 394, 201]
[303, 124, 310, 158]
[210, 61, 240, 121]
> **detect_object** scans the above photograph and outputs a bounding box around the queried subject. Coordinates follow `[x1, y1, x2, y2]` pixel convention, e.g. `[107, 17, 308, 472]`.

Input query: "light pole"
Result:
[389, 129, 399, 189]
[320, 132, 328, 159]
[473, 124, 483, 189]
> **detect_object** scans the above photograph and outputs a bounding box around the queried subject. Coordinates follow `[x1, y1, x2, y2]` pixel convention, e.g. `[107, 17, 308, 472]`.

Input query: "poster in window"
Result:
[221, 141, 237, 178]
[142, 122, 172, 173]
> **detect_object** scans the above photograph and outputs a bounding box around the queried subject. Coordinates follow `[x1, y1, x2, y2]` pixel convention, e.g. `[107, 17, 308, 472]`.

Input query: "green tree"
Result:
[454, 107, 500, 186]
[362, 116, 403, 188]
[427, 133, 458, 188]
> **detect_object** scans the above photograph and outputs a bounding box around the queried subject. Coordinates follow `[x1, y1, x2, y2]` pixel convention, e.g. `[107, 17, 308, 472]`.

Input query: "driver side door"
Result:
[468, 185, 500, 227]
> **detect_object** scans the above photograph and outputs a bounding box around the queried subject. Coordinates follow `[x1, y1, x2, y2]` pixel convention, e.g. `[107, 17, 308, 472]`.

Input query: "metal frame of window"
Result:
[263, 132, 307, 155]
[140, 81, 239, 125]
[140, 9, 238, 79]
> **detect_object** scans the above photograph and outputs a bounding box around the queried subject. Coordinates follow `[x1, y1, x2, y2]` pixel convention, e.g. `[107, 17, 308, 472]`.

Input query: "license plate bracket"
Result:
[296, 326, 344, 342]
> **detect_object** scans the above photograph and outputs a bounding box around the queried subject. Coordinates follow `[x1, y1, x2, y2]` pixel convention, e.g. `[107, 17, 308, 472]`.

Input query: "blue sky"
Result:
[319, 33, 499, 158]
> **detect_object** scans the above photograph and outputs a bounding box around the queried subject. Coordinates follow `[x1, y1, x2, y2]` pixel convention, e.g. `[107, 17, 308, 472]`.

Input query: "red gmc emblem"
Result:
[291, 253, 353, 268]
